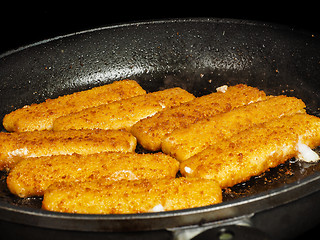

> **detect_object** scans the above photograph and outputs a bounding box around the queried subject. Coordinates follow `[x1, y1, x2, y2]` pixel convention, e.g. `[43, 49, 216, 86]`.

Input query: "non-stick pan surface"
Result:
[1, 18, 320, 238]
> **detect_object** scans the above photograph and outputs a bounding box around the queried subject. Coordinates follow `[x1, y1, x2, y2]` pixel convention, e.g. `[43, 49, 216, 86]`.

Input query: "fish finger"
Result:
[162, 96, 306, 161]
[3, 80, 146, 132]
[180, 113, 320, 188]
[0, 129, 136, 170]
[42, 178, 222, 214]
[131, 84, 266, 151]
[7, 152, 179, 198]
[53, 87, 195, 131]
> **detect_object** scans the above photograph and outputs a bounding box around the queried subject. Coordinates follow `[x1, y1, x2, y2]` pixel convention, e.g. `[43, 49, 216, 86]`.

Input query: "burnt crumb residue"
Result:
[222, 150, 320, 202]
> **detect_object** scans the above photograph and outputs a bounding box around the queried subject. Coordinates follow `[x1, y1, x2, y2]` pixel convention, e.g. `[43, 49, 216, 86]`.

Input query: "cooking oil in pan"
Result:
[222, 146, 320, 202]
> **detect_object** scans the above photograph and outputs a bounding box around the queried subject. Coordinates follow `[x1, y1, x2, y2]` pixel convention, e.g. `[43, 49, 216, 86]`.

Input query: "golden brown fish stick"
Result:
[130, 84, 266, 151]
[3, 80, 146, 132]
[162, 96, 306, 161]
[0, 129, 136, 170]
[52, 87, 195, 131]
[7, 152, 179, 198]
[42, 177, 222, 214]
[180, 113, 320, 188]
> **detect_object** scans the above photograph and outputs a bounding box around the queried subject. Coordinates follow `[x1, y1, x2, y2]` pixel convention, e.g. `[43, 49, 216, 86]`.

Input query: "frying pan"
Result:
[1, 18, 320, 239]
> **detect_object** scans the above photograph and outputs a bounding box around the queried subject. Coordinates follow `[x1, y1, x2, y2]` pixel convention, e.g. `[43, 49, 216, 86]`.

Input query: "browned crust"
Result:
[0, 129, 136, 170]
[131, 84, 266, 151]
[3, 80, 146, 132]
[162, 95, 306, 161]
[7, 152, 179, 198]
[52, 87, 195, 131]
[180, 113, 320, 188]
[42, 178, 222, 214]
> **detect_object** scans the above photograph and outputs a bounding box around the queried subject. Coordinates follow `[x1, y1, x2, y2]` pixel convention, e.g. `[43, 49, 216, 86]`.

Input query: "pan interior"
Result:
[1, 18, 320, 222]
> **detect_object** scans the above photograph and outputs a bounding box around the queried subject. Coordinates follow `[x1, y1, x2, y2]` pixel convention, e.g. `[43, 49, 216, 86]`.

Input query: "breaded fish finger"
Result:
[52, 87, 195, 131]
[42, 178, 222, 214]
[0, 129, 136, 170]
[3, 80, 146, 132]
[130, 84, 266, 151]
[7, 152, 179, 198]
[180, 113, 320, 188]
[162, 96, 306, 161]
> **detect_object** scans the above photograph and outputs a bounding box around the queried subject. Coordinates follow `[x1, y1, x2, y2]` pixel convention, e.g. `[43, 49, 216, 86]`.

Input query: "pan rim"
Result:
[1, 17, 320, 232]
[0, 17, 306, 59]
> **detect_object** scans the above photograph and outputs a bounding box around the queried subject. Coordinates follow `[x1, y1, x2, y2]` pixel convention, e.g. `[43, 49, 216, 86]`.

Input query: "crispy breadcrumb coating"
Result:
[0, 129, 136, 170]
[52, 87, 195, 131]
[162, 96, 306, 161]
[180, 113, 320, 188]
[131, 84, 266, 151]
[3, 80, 146, 132]
[42, 178, 222, 214]
[7, 152, 179, 198]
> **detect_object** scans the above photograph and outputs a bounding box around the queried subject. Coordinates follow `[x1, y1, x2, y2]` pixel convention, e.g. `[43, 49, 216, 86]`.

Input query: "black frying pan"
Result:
[1, 18, 320, 240]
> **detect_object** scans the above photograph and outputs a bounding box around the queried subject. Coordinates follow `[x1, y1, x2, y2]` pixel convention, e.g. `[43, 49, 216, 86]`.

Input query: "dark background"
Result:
[1, 4, 319, 239]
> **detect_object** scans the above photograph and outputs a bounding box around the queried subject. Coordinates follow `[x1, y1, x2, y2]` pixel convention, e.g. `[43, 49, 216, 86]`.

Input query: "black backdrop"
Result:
[0, 4, 319, 239]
